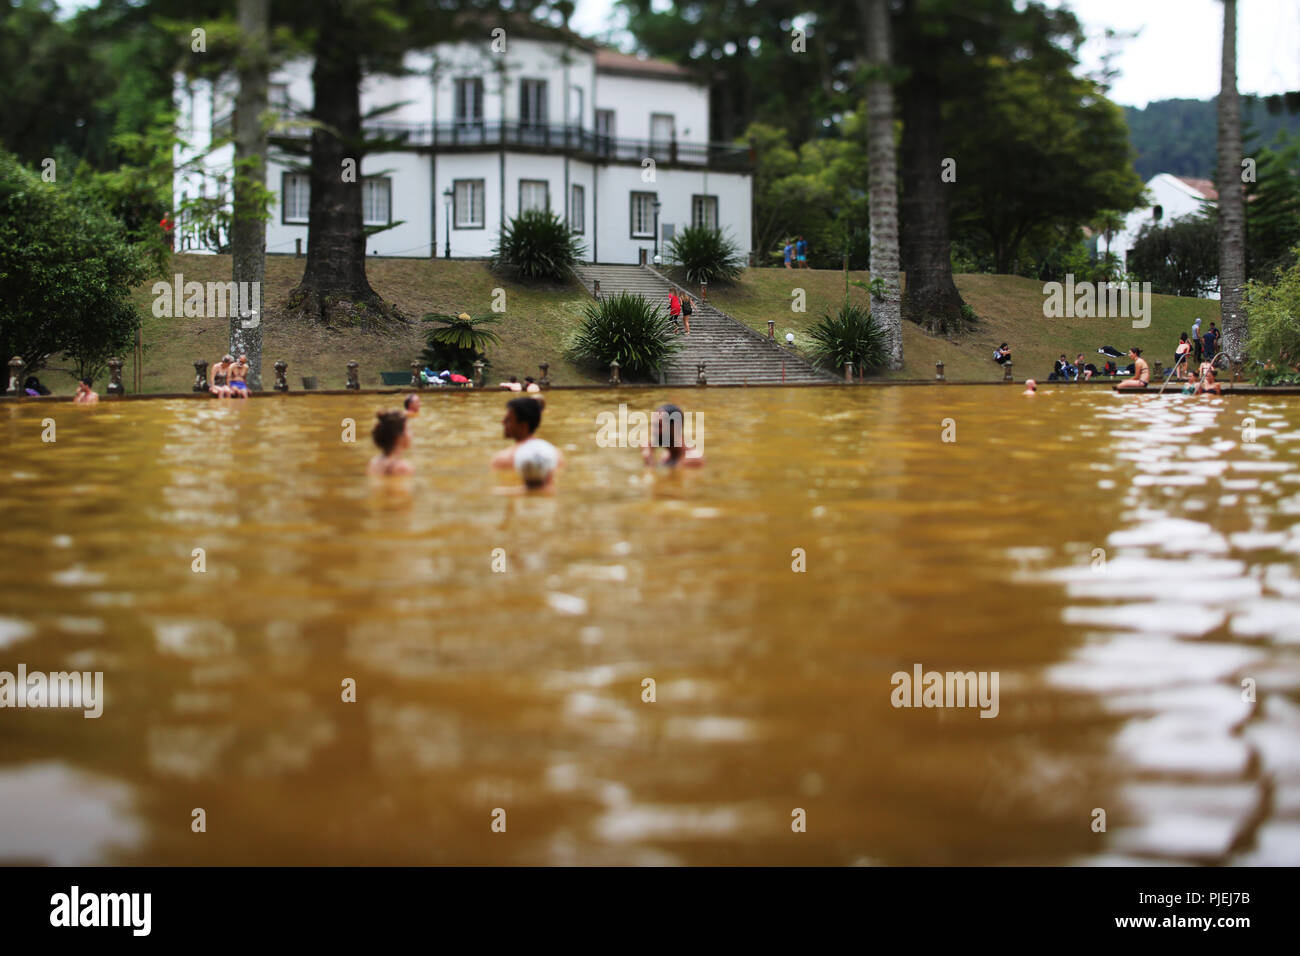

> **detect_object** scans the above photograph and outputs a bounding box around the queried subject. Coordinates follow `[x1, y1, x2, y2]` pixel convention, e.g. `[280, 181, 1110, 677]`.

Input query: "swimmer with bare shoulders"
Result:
[641, 404, 704, 468]
[492, 396, 562, 489]
[368, 410, 414, 475]
[73, 378, 99, 404]
[1023, 379, 1037, 395]
[1195, 363, 1223, 396]
[1117, 348, 1149, 390]
[403, 393, 420, 416]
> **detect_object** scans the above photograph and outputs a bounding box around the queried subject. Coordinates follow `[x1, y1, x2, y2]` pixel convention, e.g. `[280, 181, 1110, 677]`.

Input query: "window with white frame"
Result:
[519, 179, 549, 214]
[363, 177, 391, 226]
[692, 195, 718, 231]
[650, 113, 675, 161]
[454, 179, 485, 228]
[455, 78, 484, 127]
[570, 184, 585, 233]
[283, 172, 310, 224]
[630, 191, 657, 239]
[595, 109, 614, 139]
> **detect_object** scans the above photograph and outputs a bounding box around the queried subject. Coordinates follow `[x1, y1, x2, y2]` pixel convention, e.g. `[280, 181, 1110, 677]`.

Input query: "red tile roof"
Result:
[595, 49, 695, 81]
[1177, 177, 1219, 200]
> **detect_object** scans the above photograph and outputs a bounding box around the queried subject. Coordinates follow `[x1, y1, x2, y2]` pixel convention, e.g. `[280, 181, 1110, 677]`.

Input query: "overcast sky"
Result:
[568, 0, 1300, 108]
[54, 0, 1300, 109]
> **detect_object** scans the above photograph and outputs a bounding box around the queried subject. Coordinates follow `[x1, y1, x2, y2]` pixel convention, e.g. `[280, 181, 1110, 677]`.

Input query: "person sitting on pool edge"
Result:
[73, 378, 99, 404]
[369, 409, 413, 475]
[1117, 347, 1150, 390]
[642, 404, 704, 468]
[209, 354, 235, 398]
[227, 353, 250, 397]
[492, 396, 562, 488]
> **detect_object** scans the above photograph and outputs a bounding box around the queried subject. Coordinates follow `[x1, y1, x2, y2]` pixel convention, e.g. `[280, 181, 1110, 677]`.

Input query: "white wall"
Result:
[593, 73, 710, 146]
[1115, 174, 1215, 274]
[432, 39, 596, 128]
[592, 165, 750, 265]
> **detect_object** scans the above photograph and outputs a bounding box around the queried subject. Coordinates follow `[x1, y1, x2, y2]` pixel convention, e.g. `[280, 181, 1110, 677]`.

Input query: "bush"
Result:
[492, 209, 586, 283]
[0, 149, 147, 382]
[1245, 247, 1300, 376]
[420, 312, 500, 375]
[666, 225, 744, 284]
[569, 292, 682, 380]
[805, 301, 888, 373]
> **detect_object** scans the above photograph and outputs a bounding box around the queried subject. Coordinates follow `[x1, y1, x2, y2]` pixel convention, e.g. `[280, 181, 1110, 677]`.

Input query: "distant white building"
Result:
[1112, 173, 1219, 295]
[173, 26, 753, 266]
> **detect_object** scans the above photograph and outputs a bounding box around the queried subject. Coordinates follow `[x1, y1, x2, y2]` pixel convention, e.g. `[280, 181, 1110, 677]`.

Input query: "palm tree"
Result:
[861, 0, 903, 370]
[420, 313, 501, 375]
[1217, 0, 1247, 366]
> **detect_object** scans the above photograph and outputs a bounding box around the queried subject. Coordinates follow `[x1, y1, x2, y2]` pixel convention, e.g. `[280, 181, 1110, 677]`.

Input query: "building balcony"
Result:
[240, 115, 752, 172]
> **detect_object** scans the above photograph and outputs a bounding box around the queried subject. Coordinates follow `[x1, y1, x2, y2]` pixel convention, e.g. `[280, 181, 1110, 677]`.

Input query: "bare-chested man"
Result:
[73, 378, 99, 404]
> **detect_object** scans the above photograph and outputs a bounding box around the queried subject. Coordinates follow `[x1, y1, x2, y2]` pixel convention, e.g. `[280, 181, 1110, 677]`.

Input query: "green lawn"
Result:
[125, 254, 604, 393]
[695, 268, 1223, 382]
[101, 257, 1222, 394]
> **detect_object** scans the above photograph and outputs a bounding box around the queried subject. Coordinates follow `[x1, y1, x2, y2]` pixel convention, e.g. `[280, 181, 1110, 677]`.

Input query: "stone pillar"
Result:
[1003, 362, 1013, 383]
[107, 358, 125, 396]
[538, 362, 550, 387]
[697, 362, 707, 386]
[936, 361, 945, 381]
[8, 356, 24, 395]
[1154, 360, 1163, 379]
[274, 360, 288, 392]
[346, 361, 360, 390]
[608, 360, 621, 386]
[411, 361, 423, 389]
[844, 361, 853, 383]
[193, 360, 209, 392]
[472, 359, 485, 389]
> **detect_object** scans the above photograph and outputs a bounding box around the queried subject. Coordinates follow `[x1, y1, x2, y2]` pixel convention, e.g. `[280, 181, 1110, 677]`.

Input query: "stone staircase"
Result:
[571, 264, 836, 385]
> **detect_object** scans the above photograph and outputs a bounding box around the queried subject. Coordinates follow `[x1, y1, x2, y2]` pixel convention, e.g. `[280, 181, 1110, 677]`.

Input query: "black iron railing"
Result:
[248, 116, 752, 171]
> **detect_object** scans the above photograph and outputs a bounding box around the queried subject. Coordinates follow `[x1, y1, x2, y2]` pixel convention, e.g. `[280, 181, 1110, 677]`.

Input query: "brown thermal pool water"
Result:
[1, 386, 1298, 864]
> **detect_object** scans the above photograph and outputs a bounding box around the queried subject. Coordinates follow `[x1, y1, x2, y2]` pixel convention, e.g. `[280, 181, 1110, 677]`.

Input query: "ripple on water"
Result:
[0, 763, 144, 865]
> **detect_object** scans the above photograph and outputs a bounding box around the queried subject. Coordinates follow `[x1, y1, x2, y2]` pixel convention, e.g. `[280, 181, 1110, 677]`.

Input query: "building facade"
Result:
[173, 31, 753, 266]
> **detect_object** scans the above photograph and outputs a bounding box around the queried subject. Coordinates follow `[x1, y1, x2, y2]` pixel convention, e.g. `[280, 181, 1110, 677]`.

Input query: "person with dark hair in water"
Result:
[73, 378, 99, 404]
[403, 393, 421, 416]
[369, 410, 413, 475]
[492, 396, 562, 488]
[641, 403, 704, 468]
[1117, 347, 1150, 390]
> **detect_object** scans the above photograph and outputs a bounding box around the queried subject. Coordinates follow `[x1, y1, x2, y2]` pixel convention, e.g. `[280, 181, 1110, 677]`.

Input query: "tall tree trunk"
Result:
[899, 67, 965, 335]
[1217, 0, 1247, 365]
[861, 0, 903, 370]
[288, 17, 394, 327]
[231, 0, 268, 388]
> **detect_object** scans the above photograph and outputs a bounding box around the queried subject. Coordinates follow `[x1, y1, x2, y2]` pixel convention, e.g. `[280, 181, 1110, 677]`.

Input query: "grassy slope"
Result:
[101, 257, 1220, 394]
[126, 254, 604, 394]
[698, 268, 1222, 382]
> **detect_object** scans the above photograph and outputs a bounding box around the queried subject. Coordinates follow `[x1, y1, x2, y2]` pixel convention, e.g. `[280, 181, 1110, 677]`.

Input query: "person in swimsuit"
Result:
[73, 378, 99, 404]
[227, 354, 250, 398]
[369, 409, 413, 475]
[641, 403, 704, 468]
[524, 377, 541, 394]
[1117, 347, 1149, 390]
[1023, 379, 1037, 396]
[1195, 363, 1223, 396]
[209, 354, 235, 398]
[1174, 334, 1191, 377]
[403, 393, 421, 416]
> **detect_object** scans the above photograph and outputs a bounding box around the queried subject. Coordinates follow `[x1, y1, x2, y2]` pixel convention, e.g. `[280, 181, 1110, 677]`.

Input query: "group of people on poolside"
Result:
[368, 394, 703, 487]
[208, 354, 250, 398]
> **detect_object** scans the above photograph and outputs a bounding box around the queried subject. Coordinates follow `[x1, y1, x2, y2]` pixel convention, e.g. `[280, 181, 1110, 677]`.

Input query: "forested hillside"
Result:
[1125, 95, 1300, 179]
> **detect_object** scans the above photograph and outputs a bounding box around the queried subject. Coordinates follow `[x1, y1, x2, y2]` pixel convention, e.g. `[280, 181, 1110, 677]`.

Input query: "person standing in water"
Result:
[492, 396, 562, 489]
[73, 378, 99, 404]
[1023, 379, 1037, 395]
[641, 404, 704, 468]
[1117, 347, 1150, 390]
[369, 410, 413, 475]
[403, 393, 421, 416]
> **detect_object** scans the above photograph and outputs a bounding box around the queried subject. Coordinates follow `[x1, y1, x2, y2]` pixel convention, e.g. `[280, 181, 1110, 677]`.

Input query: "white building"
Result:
[1112, 173, 1219, 282]
[173, 26, 753, 266]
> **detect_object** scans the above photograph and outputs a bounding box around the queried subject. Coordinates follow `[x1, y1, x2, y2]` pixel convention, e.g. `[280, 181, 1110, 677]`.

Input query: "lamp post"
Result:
[443, 187, 453, 258]
[652, 198, 662, 263]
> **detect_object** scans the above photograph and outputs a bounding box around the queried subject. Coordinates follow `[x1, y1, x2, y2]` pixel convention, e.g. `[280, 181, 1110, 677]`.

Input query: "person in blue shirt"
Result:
[795, 236, 808, 268]
[782, 240, 793, 269]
